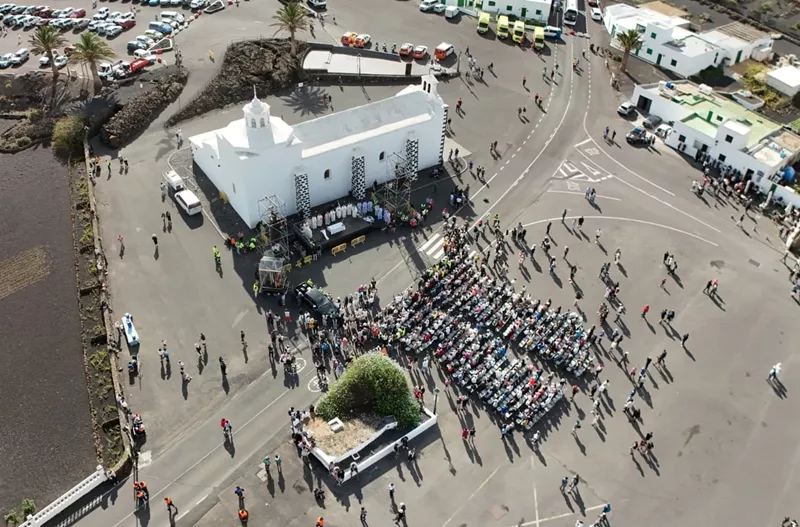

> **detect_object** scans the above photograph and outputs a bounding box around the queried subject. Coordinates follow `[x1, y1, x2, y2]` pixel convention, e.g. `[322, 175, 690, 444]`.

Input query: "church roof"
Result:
[293, 85, 439, 159]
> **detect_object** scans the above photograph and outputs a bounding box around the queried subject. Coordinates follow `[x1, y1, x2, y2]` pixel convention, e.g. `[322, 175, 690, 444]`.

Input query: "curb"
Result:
[82, 137, 132, 475]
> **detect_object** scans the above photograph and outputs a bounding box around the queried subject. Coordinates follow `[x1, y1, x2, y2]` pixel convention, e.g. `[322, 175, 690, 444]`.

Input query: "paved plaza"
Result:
[53, 0, 800, 526]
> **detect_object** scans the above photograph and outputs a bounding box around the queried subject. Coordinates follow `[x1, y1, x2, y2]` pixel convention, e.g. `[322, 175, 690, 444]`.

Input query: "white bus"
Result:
[564, 0, 578, 26]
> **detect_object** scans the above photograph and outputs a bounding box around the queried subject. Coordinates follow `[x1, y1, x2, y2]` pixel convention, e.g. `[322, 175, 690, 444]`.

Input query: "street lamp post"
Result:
[433, 387, 441, 414]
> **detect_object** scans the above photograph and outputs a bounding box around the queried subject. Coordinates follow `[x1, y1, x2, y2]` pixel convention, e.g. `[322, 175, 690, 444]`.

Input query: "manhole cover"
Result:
[748, 259, 761, 268]
[710, 260, 725, 269]
[489, 505, 509, 520]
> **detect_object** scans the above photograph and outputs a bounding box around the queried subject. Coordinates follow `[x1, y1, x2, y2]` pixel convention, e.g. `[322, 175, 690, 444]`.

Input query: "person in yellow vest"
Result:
[252, 281, 259, 298]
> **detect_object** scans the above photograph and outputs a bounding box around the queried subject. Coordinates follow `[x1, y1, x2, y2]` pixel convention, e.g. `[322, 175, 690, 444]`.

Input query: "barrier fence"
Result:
[21, 466, 107, 527]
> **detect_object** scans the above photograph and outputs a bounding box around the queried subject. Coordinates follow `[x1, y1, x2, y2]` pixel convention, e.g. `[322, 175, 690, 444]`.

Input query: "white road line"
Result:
[546, 190, 621, 201]
[511, 504, 608, 527]
[558, 168, 568, 178]
[441, 466, 502, 527]
[231, 310, 247, 328]
[194, 493, 209, 507]
[574, 149, 720, 233]
[522, 216, 718, 246]
[418, 234, 441, 252]
[431, 248, 445, 260]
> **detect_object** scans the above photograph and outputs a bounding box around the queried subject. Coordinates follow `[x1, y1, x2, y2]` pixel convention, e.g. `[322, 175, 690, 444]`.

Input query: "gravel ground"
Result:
[0, 141, 96, 513]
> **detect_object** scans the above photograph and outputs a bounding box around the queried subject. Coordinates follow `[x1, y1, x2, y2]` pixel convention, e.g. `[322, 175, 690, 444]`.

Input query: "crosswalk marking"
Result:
[413, 233, 479, 264]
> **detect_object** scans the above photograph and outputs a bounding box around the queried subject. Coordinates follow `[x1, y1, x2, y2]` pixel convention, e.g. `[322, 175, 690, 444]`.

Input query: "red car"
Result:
[69, 8, 85, 17]
[118, 18, 135, 28]
[37, 8, 52, 17]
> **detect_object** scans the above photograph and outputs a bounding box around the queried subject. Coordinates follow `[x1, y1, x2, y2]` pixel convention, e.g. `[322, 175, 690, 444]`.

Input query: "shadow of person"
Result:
[222, 374, 230, 394]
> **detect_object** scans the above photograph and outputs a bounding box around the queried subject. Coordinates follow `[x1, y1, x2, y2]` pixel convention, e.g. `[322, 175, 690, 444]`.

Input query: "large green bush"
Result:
[316, 353, 421, 428]
[52, 115, 85, 158]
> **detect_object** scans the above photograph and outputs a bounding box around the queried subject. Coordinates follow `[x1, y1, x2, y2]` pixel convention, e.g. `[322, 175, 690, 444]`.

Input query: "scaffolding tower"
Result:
[376, 152, 413, 221]
[256, 195, 291, 293]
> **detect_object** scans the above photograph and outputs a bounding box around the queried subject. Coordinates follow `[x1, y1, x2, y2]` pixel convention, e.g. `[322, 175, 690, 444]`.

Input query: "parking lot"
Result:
[0, 0, 210, 75]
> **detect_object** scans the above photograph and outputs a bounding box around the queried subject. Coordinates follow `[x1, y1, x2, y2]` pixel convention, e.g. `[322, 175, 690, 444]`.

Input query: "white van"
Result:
[160, 10, 185, 24]
[444, 5, 458, 18]
[175, 190, 202, 216]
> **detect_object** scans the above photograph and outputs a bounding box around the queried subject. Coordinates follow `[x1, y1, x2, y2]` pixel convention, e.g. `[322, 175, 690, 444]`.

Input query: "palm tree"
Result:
[69, 31, 116, 95]
[617, 29, 643, 73]
[271, 1, 308, 57]
[29, 26, 67, 111]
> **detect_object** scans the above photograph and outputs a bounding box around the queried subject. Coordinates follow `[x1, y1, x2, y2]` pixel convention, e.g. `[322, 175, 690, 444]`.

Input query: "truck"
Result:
[512, 20, 525, 44]
[477, 11, 490, 33]
[534, 26, 544, 49]
[114, 58, 149, 78]
[497, 15, 509, 39]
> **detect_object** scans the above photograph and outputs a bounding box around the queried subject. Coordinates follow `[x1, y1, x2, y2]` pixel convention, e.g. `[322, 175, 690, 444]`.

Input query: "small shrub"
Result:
[15, 136, 31, 148]
[26, 108, 43, 122]
[52, 115, 85, 159]
[316, 353, 421, 428]
[19, 500, 35, 517]
[4, 511, 19, 526]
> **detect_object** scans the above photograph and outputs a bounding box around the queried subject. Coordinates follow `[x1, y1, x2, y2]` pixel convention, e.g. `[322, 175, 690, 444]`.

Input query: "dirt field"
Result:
[0, 137, 96, 513]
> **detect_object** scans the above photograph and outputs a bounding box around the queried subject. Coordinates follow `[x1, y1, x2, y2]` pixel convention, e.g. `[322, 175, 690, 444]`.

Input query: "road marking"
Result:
[441, 466, 502, 527]
[194, 493, 208, 507]
[574, 149, 721, 233]
[231, 310, 247, 328]
[547, 190, 621, 201]
[566, 182, 580, 191]
[581, 162, 601, 176]
[522, 216, 718, 246]
[510, 504, 607, 527]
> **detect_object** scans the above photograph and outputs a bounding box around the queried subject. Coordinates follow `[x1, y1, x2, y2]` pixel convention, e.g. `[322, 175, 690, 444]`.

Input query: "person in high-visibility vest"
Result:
[316, 518, 325, 527]
[238, 509, 248, 521]
[252, 281, 259, 298]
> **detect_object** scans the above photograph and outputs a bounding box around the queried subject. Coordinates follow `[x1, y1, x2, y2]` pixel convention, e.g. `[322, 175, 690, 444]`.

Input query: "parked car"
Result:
[617, 101, 635, 117]
[0, 4, 16, 14]
[53, 54, 67, 68]
[73, 17, 91, 29]
[143, 29, 162, 40]
[412, 45, 427, 59]
[148, 0, 159, 6]
[0, 52, 14, 67]
[419, 0, 437, 11]
[354, 33, 370, 48]
[655, 123, 672, 138]
[105, 24, 122, 37]
[642, 114, 662, 129]
[160, 10, 184, 24]
[10, 5, 26, 14]
[135, 34, 154, 45]
[22, 6, 36, 14]
[189, 0, 207, 9]
[10, 48, 29, 65]
[96, 6, 109, 17]
[432, 2, 447, 12]
[590, 7, 602, 20]
[58, 7, 74, 17]
[118, 18, 135, 28]
[69, 8, 84, 17]
[127, 39, 146, 51]
[626, 126, 652, 145]
[39, 51, 57, 65]
[398, 42, 413, 56]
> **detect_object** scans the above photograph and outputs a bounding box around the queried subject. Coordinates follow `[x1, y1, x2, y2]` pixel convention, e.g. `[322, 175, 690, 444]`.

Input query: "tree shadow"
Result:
[280, 85, 332, 117]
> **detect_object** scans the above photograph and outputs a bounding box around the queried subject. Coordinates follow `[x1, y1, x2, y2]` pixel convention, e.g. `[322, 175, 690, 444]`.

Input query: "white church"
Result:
[189, 74, 448, 228]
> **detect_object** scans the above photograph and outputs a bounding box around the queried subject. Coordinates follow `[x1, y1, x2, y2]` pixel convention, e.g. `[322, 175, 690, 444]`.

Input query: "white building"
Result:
[631, 80, 800, 185]
[478, 0, 552, 24]
[189, 75, 447, 228]
[766, 66, 800, 98]
[603, 5, 772, 78]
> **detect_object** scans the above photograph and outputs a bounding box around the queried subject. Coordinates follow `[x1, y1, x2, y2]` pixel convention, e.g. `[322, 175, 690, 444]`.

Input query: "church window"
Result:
[250, 119, 256, 128]
[260, 118, 266, 128]
[324, 169, 331, 179]
[379, 151, 385, 161]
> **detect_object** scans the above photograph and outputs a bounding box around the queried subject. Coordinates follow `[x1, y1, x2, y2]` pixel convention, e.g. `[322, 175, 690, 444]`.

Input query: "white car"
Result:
[432, 2, 446, 12]
[143, 29, 163, 40]
[53, 54, 67, 68]
[419, 0, 437, 11]
[58, 6, 73, 17]
[617, 101, 635, 117]
[189, 0, 206, 8]
[95, 6, 108, 17]
[160, 10, 184, 24]
[0, 52, 14, 67]
[116, 12, 133, 23]
[10, 47, 29, 64]
[39, 52, 53, 65]
[107, 10, 122, 21]
[104, 24, 122, 36]
[135, 34, 154, 46]
[73, 18, 90, 29]
[590, 7, 602, 20]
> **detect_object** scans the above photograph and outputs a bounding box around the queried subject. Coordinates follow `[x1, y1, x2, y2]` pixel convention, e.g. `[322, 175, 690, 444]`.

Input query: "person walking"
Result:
[388, 482, 395, 501]
[560, 476, 569, 492]
[562, 208, 568, 222]
[360, 507, 368, 525]
[164, 497, 176, 513]
[681, 333, 689, 348]
[767, 362, 782, 382]
[152, 234, 158, 247]
[546, 221, 552, 235]
[595, 229, 602, 244]
[613, 248, 621, 264]
[523, 76, 527, 87]
[571, 420, 581, 436]
[656, 349, 667, 367]
[641, 305, 649, 318]
[563, 246, 569, 259]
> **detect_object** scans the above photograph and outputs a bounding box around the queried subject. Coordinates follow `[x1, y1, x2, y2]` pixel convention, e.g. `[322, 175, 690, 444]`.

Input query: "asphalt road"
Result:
[67, 2, 800, 527]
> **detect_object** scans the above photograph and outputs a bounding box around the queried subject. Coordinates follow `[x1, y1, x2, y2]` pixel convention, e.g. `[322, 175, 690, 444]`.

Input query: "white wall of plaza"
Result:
[479, 0, 552, 24]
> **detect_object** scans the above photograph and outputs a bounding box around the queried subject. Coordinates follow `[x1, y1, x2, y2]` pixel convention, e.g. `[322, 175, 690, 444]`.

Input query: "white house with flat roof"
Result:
[631, 80, 800, 184]
[189, 75, 446, 228]
[478, 0, 552, 24]
[766, 66, 800, 97]
[603, 5, 772, 78]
